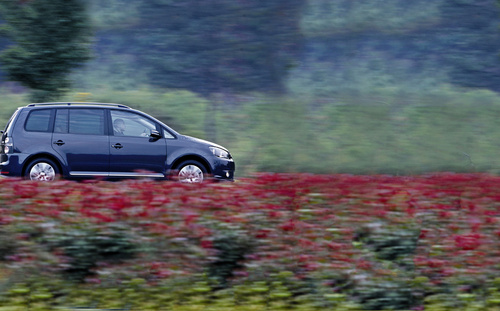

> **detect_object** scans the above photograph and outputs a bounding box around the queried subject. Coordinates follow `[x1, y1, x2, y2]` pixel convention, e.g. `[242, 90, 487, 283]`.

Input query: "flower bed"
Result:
[0, 173, 499, 310]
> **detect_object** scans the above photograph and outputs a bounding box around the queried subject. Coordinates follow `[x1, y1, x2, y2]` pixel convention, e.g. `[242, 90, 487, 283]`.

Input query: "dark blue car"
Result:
[0, 103, 235, 182]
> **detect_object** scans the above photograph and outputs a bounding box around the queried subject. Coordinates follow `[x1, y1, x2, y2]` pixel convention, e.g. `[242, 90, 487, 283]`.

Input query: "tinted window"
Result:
[69, 109, 105, 135]
[54, 109, 69, 133]
[3, 109, 19, 133]
[25, 109, 51, 132]
[163, 128, 175, 139]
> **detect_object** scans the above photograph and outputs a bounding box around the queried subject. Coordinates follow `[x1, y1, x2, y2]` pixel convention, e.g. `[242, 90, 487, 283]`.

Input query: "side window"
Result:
[25, 109, 52, 132]
[69, 109, 105, 135]
[110, 110, 157, 137]
[4, 109, 20, 134]
[54, 109, 68, 133]
[163, 128, 175, 139]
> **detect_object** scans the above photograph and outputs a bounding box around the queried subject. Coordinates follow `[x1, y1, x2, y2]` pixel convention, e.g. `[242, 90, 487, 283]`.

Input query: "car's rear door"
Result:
[51, 108, 110, 178]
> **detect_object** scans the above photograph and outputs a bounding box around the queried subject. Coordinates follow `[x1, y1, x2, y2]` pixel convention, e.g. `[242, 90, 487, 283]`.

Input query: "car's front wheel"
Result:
[25, 158, 59, 181]
[176, 160, 206, 183]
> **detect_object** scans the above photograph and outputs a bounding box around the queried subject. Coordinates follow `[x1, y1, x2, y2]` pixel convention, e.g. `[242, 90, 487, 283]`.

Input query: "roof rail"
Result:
[27, 102, 131, 108]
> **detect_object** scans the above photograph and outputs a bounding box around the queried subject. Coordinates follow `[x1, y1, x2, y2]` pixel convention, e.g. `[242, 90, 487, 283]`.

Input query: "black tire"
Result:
[175, 160, 207, 183]
[25, 158, 60, 181]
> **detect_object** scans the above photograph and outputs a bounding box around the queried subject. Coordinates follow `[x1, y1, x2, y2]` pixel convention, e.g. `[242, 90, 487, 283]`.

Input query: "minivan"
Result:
[0, 103, 235, 182]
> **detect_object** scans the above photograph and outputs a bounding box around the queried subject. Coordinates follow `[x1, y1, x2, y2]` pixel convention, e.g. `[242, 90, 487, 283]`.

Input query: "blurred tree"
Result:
[96, 0, 305, 141]
[132, 0, 306, 95]
[87, 0, 140, 31]
[0, 0, 92, 102]
[440, 0, 500, 90]
[291, 0, 500, 97]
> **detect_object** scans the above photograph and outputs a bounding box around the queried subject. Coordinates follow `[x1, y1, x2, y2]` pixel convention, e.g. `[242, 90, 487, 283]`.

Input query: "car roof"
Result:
[26, 102, 131, 109]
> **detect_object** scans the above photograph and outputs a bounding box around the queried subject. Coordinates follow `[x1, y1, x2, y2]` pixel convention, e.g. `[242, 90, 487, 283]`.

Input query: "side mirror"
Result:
[150, 130, 162, 139]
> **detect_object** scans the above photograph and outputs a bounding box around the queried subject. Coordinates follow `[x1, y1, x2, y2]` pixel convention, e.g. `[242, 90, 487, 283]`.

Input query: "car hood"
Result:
[180, 135, 229, 151]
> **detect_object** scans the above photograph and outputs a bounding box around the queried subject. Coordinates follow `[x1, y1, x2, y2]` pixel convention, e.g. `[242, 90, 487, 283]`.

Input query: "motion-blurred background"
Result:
[1, 0, 500, 176]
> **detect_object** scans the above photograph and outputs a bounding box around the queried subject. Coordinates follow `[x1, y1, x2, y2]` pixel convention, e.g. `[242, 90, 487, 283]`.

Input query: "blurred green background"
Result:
[2, 0, 500, 177]
[3, 87, 500, 177]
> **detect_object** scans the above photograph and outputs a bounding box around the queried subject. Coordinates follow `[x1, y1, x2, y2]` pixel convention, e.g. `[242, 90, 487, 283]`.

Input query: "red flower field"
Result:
[0, 173, 499, 309]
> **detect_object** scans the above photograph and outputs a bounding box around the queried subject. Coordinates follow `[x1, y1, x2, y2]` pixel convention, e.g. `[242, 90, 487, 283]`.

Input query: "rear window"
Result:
[25, 109, 52, 132]
[69, 109, 105, 135]
[3, 109, 20, 134]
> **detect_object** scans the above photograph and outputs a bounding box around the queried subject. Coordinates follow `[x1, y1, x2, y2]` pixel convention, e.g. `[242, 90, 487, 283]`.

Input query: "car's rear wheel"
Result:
[176, 160, 206, 183]
[25, 158, 59, 181]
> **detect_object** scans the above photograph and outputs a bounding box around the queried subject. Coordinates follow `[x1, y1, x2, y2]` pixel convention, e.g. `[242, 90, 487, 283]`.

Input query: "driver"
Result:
[113, 118, 126, 136]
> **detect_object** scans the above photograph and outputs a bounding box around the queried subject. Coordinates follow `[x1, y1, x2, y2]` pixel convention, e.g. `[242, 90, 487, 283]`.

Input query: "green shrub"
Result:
[354, 226, 420, 262]
[46, 228, 138, 282]
[208, 232, 255, 288]
[354, 281, 417, 310]
[0, 230, 18, 261]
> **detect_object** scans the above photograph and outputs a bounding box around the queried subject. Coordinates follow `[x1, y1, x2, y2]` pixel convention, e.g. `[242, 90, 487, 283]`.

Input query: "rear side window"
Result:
[69, 109, 105, 135]
[54, 109, 69, 133]
[3, 109, 20, 134]
[25, 109, 52, 132]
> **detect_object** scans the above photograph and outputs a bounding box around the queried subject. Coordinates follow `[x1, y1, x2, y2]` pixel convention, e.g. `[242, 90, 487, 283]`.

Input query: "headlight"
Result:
[210, 147, 231, 160]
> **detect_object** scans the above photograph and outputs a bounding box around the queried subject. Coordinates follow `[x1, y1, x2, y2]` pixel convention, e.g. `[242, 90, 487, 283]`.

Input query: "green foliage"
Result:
[70, 54, 149, 91]
[294, 0, 500, 95]
[355, 281, 416, 310]
[54, 86, 500, 176]
[0, 0, 91, 102]
[354, 226, 419, 262]
[301, 0, 442, 36]
[208, 232, 255, 288]
[124, 0, 306, 94]
[209, 87, 500, 175]
[1, 0, 500, 100]
[226, 96, 313, 173]
[5, 83, 500, 177]
[87, 0, 141, 30]
[45, 228, 138, 282]
[0, 89, 25, 128]
[71, 0, 500, 101]
[0, 230, 17, 261]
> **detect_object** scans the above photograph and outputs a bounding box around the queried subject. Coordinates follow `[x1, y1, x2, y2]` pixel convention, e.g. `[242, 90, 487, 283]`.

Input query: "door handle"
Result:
[53, 140, 65, 146]
[112, 143, 123, 149]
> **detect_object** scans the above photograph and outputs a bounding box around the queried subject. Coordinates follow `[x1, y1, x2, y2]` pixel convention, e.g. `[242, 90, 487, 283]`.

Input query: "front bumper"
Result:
[212, 159, 236, 181]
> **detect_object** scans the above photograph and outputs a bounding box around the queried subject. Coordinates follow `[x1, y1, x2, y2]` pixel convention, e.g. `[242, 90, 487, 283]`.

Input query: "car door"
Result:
[51, 108, 110, 177]
[109, 110, 167, 178]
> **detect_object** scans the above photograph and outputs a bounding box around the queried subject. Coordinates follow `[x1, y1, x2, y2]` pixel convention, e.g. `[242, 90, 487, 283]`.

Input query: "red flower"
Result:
[454, 233, 482, 251]
[200, 240, 213, 249]
[279, 219, 296, 232]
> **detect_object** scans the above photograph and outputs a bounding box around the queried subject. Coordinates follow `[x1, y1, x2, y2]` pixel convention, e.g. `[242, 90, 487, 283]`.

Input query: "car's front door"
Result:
[51, 108, 110, 178]
[109, 110, 167, 178]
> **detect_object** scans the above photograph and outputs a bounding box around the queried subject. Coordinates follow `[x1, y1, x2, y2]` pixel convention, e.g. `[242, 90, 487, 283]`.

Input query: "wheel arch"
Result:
[171, 154, 212, 174]
[22, 153, 64, 177]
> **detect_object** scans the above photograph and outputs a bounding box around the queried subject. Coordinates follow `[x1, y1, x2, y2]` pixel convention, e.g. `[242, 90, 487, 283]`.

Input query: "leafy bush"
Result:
[48, 228, 138, 282]
[208, 231, 255, 288]
[0, 230, 18, 261]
